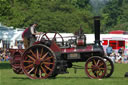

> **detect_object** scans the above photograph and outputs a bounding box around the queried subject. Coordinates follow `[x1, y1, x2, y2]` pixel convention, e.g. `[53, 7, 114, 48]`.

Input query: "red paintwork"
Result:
[9, 49, 24, 56]
[109, 30, 125, 34]
[9, 48, 24, 74]
[35, 59, 41, 65]
[77, 39, 85, 46]
[50, 41, 61, 52]
[61, 45, 93, 53]
[33, 41, 41, 45]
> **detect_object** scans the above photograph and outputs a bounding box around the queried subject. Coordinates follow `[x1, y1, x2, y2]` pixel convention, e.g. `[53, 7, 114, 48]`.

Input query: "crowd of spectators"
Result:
[106, 46, 128, 64]
[108, 52, 128, 64]
[0, 48, 10, 62]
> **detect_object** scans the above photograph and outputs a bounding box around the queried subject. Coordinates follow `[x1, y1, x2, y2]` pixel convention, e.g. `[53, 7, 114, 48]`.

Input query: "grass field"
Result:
[0, 61, 128, 85]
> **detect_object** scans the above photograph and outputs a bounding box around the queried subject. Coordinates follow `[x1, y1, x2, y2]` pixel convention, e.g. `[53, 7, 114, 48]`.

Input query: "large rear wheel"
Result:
[21, 44, 56, 79]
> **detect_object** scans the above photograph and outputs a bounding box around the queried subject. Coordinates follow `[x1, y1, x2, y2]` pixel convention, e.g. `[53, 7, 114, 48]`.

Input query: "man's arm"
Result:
[30, 25, 35, 35]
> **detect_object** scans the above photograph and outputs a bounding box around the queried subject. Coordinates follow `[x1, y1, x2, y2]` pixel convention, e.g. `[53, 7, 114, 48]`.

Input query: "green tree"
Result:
[0, 0, 93, 33]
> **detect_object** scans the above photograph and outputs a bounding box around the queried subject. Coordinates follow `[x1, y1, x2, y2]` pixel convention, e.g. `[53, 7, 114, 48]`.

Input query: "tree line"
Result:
[0, 0, 128, 33]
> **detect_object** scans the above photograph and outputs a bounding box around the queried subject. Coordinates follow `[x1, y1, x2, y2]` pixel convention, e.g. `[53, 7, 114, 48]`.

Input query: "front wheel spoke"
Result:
[99, 68, 106, 70]
[93, 59, 97, 65]
[97, 70, 102, 75]
[96, 60, 100, 66]
[44, 65, 52, 71]
[27, 55, 35, 61]
[88, 70, 92, 74]
[98, 63, 104, 67]
[96, 71, 99, 77]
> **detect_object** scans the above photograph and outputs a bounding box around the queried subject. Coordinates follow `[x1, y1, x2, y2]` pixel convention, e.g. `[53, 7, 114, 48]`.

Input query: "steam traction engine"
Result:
[9, 16, 114, 79]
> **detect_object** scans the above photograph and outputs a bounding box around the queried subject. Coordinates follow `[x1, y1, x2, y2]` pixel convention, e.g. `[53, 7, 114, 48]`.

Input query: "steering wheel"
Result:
[42, 32, 64, 46]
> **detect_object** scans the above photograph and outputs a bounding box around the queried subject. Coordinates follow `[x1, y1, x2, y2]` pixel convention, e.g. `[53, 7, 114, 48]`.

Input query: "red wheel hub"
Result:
[35, 59, 41, 65]
[92, 66, 99, 71]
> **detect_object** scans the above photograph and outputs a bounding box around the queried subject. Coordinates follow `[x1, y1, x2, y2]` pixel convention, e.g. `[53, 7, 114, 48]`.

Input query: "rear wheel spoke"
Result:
[44, 56, 53, 61]
[24, 64, 33, 69]
[27, 55, 35, 61]
[23, 60, 33, 63]
[34, 67, 38, 77]
[40, 48, 43, 58]
[40, 66, 47, 75]
[41, 52, 48, 60]
[43, 62, 53, 65]
[39, 69, 42, 78]
[30, 50, 37, 59]
[28, 67, 35, 74]
[36, 48, 39, 59]
[45, 65, 52, 71]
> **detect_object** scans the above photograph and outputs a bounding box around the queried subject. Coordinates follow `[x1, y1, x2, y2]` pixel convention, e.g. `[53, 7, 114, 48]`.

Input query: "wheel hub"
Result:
[35, 59, 41, 65]
[92, 65, 99, 71]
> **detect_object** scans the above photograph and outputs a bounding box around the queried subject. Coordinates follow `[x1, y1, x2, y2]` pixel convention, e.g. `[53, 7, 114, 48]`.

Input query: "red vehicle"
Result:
[9, 16, 114, 79]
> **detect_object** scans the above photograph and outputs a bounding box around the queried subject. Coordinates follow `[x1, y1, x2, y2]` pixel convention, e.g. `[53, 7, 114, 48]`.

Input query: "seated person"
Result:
[115, 53, 122, 63]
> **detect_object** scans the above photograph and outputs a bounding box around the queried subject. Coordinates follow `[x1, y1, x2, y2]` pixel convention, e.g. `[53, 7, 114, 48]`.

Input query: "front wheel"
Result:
[103, 56, 114, 78]
[85, 56, 107, 79]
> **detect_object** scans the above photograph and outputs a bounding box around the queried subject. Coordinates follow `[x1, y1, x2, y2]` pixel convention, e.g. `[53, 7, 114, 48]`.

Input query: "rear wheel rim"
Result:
[21, 44, 56, 79]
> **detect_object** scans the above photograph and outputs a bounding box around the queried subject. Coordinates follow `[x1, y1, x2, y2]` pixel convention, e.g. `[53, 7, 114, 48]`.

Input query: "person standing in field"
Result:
[106, 45, 113, 57]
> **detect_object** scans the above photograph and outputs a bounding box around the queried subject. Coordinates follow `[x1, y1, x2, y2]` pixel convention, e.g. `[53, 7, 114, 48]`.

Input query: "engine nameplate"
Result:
[67, 53, 80, 59]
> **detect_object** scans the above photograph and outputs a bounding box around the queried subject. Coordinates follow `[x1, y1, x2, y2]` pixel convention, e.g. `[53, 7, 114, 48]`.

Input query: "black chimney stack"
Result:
[94, 16, 101, 46]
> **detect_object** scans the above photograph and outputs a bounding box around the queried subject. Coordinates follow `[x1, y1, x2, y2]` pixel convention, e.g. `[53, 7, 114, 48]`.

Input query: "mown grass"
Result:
[0, 61, 128, 85]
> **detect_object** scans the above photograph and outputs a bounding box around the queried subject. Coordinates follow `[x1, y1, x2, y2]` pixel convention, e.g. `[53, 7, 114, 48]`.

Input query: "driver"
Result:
[22, 22, 42, 48]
